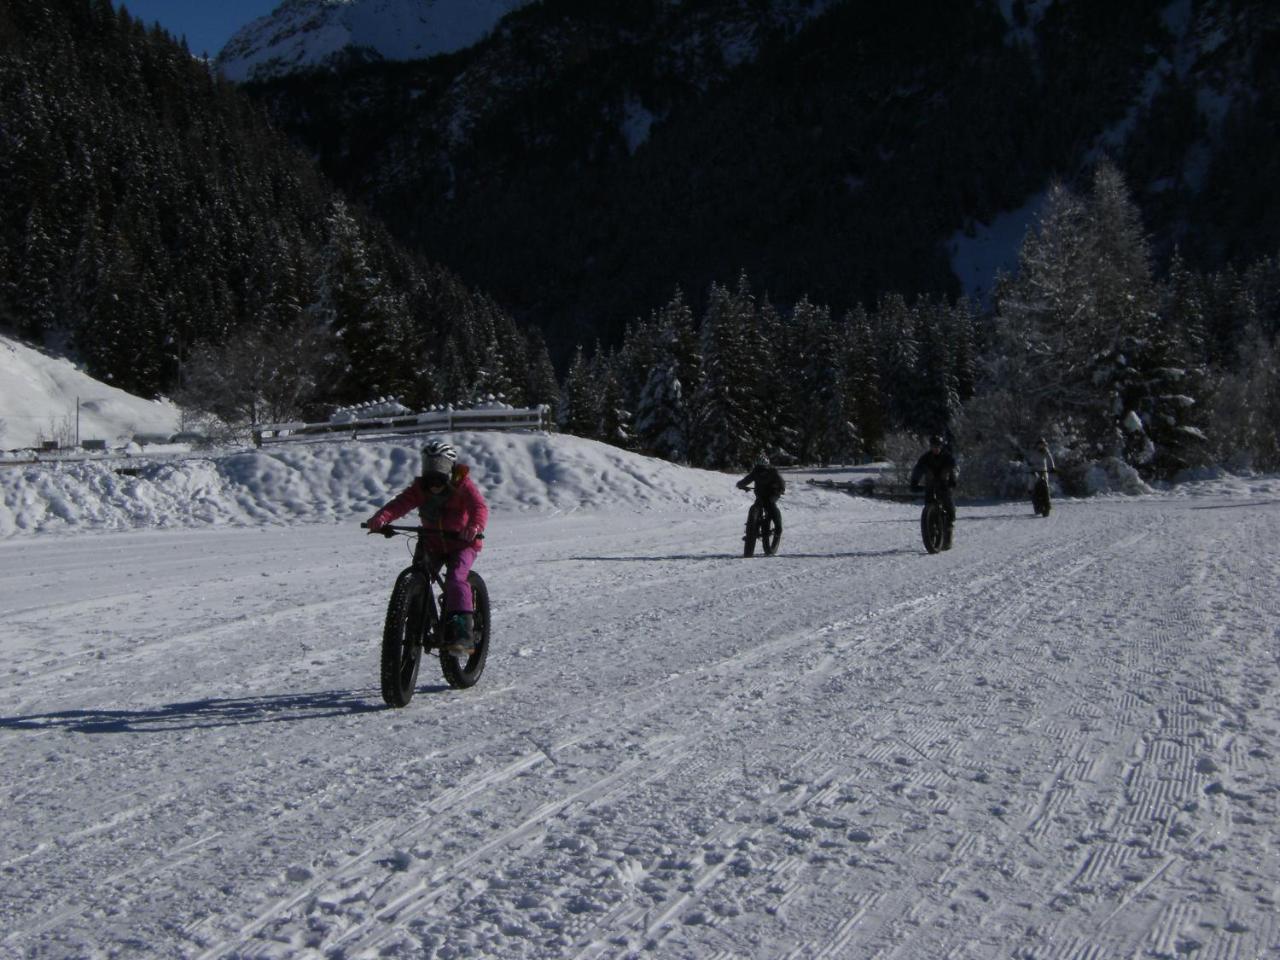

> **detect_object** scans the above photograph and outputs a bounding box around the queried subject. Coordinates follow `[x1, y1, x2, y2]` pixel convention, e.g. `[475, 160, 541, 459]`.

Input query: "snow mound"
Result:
[0, 334, 179, 451]
[0, 433, 741, 537]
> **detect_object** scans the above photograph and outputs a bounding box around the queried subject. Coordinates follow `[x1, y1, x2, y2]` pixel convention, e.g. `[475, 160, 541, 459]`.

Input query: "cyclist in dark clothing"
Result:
[910, 435, 957, 545]
[736, 454, 786, 502]
[736, 454, 785, 555]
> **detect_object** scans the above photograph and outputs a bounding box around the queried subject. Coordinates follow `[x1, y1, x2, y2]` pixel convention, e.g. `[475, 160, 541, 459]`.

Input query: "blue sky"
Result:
[114, 1, 280, 58]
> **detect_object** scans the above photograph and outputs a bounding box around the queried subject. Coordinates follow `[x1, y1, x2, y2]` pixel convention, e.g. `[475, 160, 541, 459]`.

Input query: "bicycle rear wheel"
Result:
[381, 568, 430, 707]
[921, 503, 945, 554]
[761, 502, 782, 556]
[440, 571, 490, 689]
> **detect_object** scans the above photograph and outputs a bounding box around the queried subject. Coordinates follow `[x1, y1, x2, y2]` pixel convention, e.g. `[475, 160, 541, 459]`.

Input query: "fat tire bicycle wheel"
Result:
[440, 571, 490, 689]
[760, 502, 782, 556]
[381, 568, 430, 707]
[743, 502, 760, 557]
[921, 503, 945, 554]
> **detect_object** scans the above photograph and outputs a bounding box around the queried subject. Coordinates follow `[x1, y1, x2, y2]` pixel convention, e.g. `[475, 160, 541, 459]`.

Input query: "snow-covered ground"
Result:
[0, 334, 179, 452]
[2, 428, 1278, 959]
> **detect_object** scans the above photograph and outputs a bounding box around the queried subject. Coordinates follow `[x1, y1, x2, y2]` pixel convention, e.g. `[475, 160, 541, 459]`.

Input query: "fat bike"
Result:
[363, 523, 491, 705]
[741, 489, 782, 557]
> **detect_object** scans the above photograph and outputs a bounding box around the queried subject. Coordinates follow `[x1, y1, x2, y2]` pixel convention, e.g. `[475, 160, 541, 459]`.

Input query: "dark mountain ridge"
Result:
[241, 0, 1280, 361]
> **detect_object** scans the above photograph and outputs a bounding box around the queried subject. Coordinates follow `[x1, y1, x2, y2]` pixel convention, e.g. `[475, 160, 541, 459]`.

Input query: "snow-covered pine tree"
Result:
[1082, 160, 1161, 464]
[911, 298, 961, 437]
[559, 344, 601, 438]
[948, 297, 981, 406]
[594, 348, 632, 448]
[1119, 249, 1213, 478]
[693, 274, 767, 468]
[991, 181, 1092, 438]
[17, 204, 58, 341]
[634, 361, 686, 460]
[628, 289, 698, 460]
[524, 329, 561, 411]
[321, 199, 413, 399]
[789, 296, 852, 464]
[874, 292, 919, 434]
[846, 304, 885, 460]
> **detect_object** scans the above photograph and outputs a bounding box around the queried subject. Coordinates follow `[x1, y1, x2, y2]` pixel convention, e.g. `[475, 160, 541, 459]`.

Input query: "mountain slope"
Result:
[216, 0, 535, 82]
[242, 0, 1280, 358]
[0, 0, 550, 409]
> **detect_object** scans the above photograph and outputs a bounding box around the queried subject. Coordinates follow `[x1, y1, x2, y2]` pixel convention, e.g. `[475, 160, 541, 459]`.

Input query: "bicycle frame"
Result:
[364, 523, 482, 648]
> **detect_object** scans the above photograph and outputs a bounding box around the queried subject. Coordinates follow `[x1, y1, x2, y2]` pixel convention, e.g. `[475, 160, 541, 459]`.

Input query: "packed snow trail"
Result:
[1, 491, 1278, 959]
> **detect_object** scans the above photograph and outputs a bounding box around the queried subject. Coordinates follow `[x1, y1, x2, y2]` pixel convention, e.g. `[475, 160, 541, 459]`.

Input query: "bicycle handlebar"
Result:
[360, 521, 483, 542]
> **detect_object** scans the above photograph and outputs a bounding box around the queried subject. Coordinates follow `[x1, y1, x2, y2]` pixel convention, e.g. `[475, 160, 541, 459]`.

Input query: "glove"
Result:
[366, 511, 391, 534]
[461, 524, 482, 543]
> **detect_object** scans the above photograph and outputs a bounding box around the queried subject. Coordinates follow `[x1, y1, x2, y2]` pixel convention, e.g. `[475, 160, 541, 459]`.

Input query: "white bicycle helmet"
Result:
[421, 439, 458, 479]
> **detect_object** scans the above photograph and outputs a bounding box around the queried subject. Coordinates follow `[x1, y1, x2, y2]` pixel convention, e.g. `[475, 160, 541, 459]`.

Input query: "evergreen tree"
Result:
[911, 299, 961, 437]
[633, 361, 686, 460]
[846, 304, 885, 459]
[524, 329, 561, 412]
[630, 289, 696, 460]
[693, 274, 767, 468]
[790, 296, 849, 464]
[559, 345, 600, 438]
[874, 293, 919, 434]
[594, 349, 632, 447]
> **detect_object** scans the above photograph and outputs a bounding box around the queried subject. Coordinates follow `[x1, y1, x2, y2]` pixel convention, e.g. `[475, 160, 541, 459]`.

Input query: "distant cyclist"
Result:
[910, 434, 957, 546]
[737, 452, 784, 522]
[1028, 437, 1055, 479]
[366, 439, 488, 652]
[1027, 437, 1056, 516]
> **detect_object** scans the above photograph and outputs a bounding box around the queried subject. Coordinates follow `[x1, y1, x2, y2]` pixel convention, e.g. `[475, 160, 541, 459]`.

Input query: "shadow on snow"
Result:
[0, 687, 432, 734]
[567, 548, 917, 562]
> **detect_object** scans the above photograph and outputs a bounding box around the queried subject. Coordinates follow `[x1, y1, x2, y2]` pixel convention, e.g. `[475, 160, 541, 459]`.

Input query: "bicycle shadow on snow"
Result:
[0, 688, 411, 735]
[568, 548, 917, 562]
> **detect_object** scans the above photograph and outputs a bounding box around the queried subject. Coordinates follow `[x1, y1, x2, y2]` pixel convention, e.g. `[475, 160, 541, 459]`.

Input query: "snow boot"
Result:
[442, 612, 473, 654]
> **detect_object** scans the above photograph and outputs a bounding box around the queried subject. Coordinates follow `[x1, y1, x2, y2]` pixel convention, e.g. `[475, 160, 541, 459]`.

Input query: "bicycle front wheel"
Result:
[921, 503, 945, 554]
[381, 568, 430, 707]
[743, 503, 760, 557]
[440, 571, 490, 689]
[761, 502, 782, 556]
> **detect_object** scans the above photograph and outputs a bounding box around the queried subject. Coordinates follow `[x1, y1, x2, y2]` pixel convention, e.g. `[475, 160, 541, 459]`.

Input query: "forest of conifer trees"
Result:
[560, 160, 1280, 491]
[0, 0, 559, 431]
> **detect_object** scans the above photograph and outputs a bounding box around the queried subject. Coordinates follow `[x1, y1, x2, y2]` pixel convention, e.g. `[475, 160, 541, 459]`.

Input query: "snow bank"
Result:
[0, 432, 740, 537]
[0, 335, 179, 450]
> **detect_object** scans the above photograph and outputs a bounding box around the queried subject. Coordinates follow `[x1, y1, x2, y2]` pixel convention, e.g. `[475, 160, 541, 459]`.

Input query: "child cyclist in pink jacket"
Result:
[367, 439, 488, 652]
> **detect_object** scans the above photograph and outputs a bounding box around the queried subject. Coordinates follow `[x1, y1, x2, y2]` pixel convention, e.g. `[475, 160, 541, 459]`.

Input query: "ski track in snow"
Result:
[2, 494, 1278, 959]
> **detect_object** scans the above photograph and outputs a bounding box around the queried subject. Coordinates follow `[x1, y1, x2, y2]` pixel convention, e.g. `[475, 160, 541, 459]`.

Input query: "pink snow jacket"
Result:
[368, 464, 488, 554]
